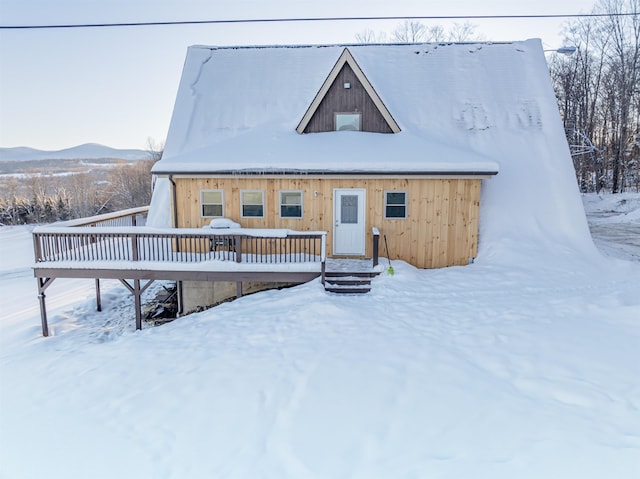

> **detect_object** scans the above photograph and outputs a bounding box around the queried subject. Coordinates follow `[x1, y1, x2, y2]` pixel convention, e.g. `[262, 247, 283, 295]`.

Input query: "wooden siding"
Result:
[173, 177, 481, 269]
[303, 63, 393, 134]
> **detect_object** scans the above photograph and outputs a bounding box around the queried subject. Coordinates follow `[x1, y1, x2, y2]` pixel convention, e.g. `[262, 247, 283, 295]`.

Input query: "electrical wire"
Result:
[1, 12, 638, 30]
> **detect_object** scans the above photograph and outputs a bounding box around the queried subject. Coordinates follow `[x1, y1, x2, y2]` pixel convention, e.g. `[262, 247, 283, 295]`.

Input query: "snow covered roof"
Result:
[153, 41, 565, 175]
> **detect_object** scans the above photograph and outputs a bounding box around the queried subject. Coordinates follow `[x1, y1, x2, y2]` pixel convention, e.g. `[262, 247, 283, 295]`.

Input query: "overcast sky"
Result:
[0, 0, 597, 151]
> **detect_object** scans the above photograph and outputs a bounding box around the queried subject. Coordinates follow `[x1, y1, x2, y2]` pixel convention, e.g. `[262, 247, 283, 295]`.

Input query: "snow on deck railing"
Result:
[33, 226, 327, 266]
[52, 206, 149, 228]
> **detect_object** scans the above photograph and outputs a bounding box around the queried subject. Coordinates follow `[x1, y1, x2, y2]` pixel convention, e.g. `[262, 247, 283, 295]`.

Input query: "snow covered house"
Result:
[149, 42, 508, 269]
[33, 39, 592, 334]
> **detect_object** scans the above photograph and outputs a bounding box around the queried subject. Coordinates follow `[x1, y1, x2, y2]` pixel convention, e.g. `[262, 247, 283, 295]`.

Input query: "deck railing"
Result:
[52, 206, 149, 228]
[32, 210, 328, 338]
[33, 226, 327, 267]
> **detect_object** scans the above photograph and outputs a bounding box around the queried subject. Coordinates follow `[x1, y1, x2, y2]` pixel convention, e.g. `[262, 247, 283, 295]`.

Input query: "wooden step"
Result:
[324, 271, 377, 278]
[324, 276, 371, 285]
[325, 286, 371, 294]
[324, 272, 373, 294]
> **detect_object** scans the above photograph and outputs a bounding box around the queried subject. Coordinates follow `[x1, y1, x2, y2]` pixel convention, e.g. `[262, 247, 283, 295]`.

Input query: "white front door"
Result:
[333, 188, 366, 255]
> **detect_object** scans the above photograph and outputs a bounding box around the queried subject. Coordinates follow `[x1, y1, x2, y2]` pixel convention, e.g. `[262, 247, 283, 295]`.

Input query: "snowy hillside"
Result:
[0, 143, 147, 162]
[0, 194, 639, 479]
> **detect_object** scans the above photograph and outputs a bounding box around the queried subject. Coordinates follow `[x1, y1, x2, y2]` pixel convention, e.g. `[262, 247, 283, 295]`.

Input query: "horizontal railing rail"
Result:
[33, 226, 327, 267]
[52, 206, 149, 228]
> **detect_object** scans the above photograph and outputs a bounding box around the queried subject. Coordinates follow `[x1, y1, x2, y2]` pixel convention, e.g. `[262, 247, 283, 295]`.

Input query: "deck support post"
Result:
[177, 281, 184, 316]
[36, 277, 55, 337]
[95, 279, 102, 312]
[38, 292, 49, 337]
[134, 279, 142, 330]
[119, 278, 155, 331]
[236, 281, 243, 298]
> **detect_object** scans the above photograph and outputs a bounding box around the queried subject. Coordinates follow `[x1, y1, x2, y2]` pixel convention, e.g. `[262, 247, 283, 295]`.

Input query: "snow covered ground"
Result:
[1, 194, 639, 479]
[583, 192, 640, 262]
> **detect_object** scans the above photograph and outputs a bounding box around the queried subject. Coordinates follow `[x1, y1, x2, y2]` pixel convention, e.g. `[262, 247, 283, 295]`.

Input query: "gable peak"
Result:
[296, 48, 401, 134]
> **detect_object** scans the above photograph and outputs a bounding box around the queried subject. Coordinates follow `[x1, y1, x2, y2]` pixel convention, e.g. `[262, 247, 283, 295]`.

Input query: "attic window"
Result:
[335, 113, 361, 131]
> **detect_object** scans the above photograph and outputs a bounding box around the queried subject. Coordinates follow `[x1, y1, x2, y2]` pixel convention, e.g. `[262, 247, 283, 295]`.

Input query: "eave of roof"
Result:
[152, 169, 498, 177]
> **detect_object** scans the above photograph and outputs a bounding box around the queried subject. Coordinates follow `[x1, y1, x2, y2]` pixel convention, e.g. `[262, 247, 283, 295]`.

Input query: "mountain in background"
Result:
[0, 143, 148, 162]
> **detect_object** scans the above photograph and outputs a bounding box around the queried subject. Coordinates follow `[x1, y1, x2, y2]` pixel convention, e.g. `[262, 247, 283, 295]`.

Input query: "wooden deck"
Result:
[32, 207, 381, 336]
[32, 207, 337, 336]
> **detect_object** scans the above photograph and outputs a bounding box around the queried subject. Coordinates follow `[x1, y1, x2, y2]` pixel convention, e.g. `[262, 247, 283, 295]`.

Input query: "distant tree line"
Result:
[0, 140, 162, 225]
[549, 0, 639, 193]
[356, 20, 483, 44]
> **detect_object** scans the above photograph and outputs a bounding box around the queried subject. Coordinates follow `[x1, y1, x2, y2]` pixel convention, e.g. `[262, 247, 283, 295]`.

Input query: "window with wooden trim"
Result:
[279, 191, 303, 218]
[241, 190, 265, 218]
[384, 191, 407, 219]
[201, 190, 224, 217]
[335, 113, 361, 131]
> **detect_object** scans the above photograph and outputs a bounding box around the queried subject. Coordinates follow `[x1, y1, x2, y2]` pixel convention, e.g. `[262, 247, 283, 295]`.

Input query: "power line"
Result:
[1, 12, 638, 30]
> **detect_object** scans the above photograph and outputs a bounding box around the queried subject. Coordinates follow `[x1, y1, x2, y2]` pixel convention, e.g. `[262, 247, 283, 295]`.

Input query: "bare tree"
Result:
[391, 21, 429, 43]
[448, 22, 484, 42]
[107, 160, 155, 210]
[597, 0, 640, 192]
[355, 28, 387, 43]
[24, 170, 50, 203]
[552, 17, 609, 191]
[357, 20, 483, 45]
[428, 25, 447, 42]
[550, 0, 639, 192]
[146, 137, 164, 162]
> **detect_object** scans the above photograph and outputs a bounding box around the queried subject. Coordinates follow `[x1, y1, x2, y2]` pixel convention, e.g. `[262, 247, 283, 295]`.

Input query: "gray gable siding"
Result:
[303, 63, 393, 134]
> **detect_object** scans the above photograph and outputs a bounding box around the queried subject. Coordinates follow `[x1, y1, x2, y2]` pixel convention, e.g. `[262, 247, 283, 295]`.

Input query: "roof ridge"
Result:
[189, 41, 518, 51]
